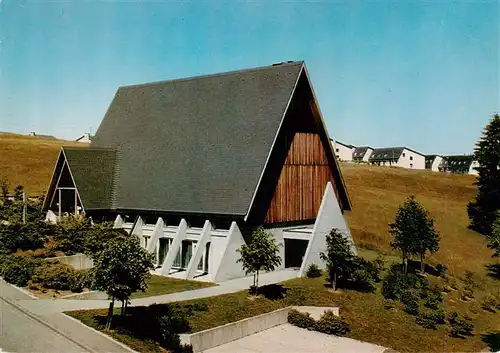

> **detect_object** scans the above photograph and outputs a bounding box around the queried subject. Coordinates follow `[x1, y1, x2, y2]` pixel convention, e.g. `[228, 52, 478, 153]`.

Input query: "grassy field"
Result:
[0, 132, 82, 195]
[4, 134, 500, 351]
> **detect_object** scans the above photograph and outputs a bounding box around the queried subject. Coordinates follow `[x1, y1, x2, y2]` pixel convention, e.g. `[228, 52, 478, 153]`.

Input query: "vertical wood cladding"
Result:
[265, 132, 340, 223]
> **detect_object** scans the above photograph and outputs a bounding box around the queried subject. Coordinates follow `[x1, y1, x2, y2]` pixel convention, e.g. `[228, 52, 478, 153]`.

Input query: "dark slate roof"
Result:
[352, 146, 372, 159]
[369, 147, 405, 161]
[335, 141, 355, 149]
[91, 61, 305, 215]
[63, 147, 118, 210]
[439, 155, 474, 171]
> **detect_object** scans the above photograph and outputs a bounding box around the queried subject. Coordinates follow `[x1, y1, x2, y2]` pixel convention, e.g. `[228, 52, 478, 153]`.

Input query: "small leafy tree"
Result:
[320, 228, 354, 291]
[468, 114, 500, 235]
[390, 196, 439, 273]
[237, 227, 282, 295]
[92, 235, 155, 329]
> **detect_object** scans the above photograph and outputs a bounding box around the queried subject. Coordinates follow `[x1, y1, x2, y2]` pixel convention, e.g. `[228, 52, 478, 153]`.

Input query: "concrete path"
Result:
[0, 278, 134, 353]
[20, 268, 300, 315]
[203, 324, 387, 353]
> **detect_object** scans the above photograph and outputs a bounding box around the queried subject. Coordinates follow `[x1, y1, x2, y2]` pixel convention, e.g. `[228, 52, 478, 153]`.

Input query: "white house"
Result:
[75, 133, 93, 143]
[369, 147, 425, 169]
[352, 146, 373, 163]
[332, 140, 355, 162]
[425, 155, 443, 172]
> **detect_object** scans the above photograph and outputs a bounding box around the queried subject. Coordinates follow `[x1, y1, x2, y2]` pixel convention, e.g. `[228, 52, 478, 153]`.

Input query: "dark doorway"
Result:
[284, 239, 308, 268]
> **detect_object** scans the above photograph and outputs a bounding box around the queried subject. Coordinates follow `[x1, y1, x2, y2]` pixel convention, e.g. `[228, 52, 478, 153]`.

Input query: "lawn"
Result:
[131, 275, 215, 298]
[27, 275, 215, 299]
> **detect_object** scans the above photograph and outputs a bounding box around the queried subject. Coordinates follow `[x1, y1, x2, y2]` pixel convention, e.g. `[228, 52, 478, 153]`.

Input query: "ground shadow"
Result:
[407, 259, 439, 277]
[257, 284, 288, 300]
[482, 332, 500, 351]
[486, 264, 500, 279]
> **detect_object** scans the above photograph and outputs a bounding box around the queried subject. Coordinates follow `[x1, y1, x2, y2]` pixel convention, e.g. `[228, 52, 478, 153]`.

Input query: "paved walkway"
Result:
[19, 268, 300, 315]
[203, 324, 387, 353]
[0, 278, 133, 353]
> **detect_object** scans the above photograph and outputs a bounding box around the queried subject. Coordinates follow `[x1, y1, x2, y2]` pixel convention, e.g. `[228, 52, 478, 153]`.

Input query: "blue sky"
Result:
[1, 1, 498, 155]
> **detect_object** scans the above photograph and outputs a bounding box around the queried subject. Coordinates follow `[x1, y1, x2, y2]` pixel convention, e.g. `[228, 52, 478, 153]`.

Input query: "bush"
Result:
[0, 222, 46, 253]
[31, 261, 77, 291]
[416, 309, 445, 330]
[448, 312, 474, 337]
[0, 254, 42, 287]
[69, 269, 92, 293]
[306, 264, 322, 278]
[288, 309, 315, 329]
[481, 294, 498, 312]
[401, 291, 420, 316]
[436, 263, 448, 278]
[424, 285, 443, 310]
[314, 311, 350, 336]
[382, 264, 428, 301]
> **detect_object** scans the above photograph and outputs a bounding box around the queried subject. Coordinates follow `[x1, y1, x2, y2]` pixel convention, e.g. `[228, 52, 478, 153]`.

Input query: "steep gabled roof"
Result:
[43, 147, 118, 211]
[85, 61, 350, 217]
[45, 62, 350, 218]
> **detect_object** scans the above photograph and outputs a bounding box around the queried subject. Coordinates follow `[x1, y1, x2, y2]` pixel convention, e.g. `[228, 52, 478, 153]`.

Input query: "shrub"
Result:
[0, 255, 42, 287]
[31, 261, 77, 291]
[69, 269, 92, 293]
[0, 222, 46, 253]
[416, 314, 437, 330]
[288, 309, 315, 329]
[448, 312, 474, 337]
[481, 294, 498, 312]
[314, 311, 350, 336]
[382, 264, 428, 301]
[424, 285, 443, 310]
[306, 264, 322, 278]
[401, 291, 420, 316]
[436, 263, 448, 278]
[416, 309, 445, 330]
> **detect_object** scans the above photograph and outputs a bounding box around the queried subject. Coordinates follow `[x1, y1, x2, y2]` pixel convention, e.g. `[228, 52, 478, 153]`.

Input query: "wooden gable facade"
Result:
[246, 67, 349, 226]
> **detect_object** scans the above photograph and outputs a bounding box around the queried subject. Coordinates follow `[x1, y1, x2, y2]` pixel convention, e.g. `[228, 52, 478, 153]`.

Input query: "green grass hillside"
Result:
[0, 132, 83, 195]
[5, 133, 500, 351]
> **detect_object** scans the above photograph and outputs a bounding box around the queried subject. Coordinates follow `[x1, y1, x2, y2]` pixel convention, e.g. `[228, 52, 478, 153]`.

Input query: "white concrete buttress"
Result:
[160, 219, 188, 275]
[184, 220, 212, 280]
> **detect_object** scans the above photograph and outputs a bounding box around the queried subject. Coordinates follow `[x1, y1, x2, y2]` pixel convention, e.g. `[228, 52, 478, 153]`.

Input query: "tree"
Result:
[486, 211, 500, 257]
[320, 228, 354, 291]
[390, 196, 440, 273]
[468, 114, 500, 235]
[92, 235, 155, 329]
[237, 227, 282, 295]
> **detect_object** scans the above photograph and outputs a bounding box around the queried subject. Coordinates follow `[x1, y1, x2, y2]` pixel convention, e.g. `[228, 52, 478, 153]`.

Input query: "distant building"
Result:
[425, 155, 443, 172]
[439, 155, 479, 175]
[369, 147, 425, 169]
[332, 140, 355, 162]
[352, 146, 373, 163]
[75, 133, 93, 143]
[28, 132, 56, 140]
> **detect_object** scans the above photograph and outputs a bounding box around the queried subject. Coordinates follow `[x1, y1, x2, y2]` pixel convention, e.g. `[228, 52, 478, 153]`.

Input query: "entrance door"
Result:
[284, 239, 309, 268]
